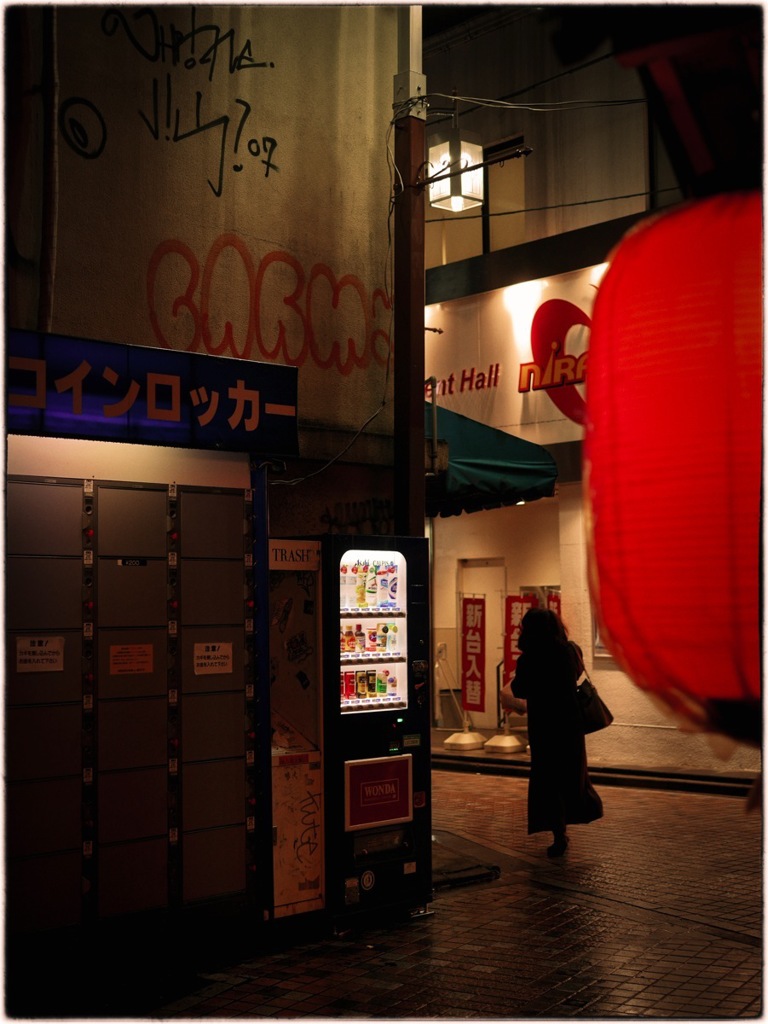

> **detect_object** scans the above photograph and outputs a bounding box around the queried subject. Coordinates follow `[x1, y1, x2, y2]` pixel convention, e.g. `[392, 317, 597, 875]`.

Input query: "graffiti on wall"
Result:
[320, 498, 394, 535]
[148, 233, 393, 374]
[60, 7, 278, 197]
[295, 789, 321, 865]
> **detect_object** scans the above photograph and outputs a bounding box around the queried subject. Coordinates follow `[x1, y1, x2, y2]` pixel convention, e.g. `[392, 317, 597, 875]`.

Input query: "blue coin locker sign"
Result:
[6, 329, 299, 456]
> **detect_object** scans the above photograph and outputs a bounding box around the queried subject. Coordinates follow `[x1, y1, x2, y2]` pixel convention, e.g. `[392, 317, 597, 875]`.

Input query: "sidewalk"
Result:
[158, 770, 760, 1019]
[15, 767, 755, 1020]
[431, 728, 760, 798]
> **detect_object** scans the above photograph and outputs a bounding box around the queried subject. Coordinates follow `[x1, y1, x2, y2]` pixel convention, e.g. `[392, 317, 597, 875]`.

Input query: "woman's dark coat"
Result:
[512, 641, 603, 835]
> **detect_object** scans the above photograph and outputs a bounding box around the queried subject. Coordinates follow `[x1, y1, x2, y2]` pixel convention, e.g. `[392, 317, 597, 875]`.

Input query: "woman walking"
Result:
[512, 607, 603, 856]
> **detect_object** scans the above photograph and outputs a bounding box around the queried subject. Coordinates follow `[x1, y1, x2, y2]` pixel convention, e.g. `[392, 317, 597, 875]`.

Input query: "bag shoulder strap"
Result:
[569, 640, 585, 678]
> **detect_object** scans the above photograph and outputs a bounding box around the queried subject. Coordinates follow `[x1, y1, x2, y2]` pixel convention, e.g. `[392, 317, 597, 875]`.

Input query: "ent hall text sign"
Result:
[425, 263, 607, 447]
[6, 330, 298, 456]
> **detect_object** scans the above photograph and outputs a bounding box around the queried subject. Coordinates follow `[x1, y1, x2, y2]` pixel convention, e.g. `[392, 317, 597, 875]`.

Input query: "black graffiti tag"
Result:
[294, 791, 321, 864]
[94, 8, 279, 196]
[59, 97, 107, 159]
[101, 6, 275, 81]
[140, 74, 278, 196]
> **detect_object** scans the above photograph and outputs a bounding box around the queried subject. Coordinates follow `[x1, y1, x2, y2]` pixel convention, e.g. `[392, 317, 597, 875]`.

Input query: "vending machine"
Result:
[321, 535, 432, 925]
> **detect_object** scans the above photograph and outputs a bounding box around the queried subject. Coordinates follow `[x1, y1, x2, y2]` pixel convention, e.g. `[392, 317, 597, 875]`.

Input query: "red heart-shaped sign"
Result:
[530, 299, 591, 425]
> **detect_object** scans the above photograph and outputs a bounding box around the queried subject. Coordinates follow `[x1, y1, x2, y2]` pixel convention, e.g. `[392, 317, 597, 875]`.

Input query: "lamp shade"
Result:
[428, 128, 484, 212]
[584, 192, 762, 745]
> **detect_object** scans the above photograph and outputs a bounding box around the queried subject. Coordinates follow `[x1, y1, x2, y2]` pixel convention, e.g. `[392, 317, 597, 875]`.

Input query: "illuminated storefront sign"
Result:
[425, 264, 607, 446]
[6, 329, 299, 455]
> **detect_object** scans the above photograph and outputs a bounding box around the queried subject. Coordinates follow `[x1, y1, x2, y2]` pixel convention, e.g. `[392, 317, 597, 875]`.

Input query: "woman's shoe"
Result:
[547, 835, 569, 858]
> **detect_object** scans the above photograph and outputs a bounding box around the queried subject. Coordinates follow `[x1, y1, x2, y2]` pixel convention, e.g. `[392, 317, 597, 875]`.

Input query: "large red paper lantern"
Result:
[585, 192, 762, 745]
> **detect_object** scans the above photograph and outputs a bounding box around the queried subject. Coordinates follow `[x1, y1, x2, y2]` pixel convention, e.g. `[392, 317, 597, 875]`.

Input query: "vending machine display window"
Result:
[338, 549, 407, 713]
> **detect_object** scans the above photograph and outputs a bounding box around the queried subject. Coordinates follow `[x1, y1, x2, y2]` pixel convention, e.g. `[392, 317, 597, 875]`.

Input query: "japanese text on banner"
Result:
[503, 594, 539, 684]
[461, 596, 485, 712]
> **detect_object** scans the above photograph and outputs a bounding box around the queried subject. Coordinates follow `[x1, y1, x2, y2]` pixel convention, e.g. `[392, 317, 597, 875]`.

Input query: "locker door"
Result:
[5, 478, 86, 933]
[95, 483, 170, 918]
[178, 488, 251, 904]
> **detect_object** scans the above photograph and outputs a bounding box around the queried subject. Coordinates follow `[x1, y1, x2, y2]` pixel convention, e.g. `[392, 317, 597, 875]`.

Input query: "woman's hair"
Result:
[518, 607, 569, 652]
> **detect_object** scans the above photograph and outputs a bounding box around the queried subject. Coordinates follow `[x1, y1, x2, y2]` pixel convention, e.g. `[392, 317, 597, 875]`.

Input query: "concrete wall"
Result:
[7, 5, 398, 454]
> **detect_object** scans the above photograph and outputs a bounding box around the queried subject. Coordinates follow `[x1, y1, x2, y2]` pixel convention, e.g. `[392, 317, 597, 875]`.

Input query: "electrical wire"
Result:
[427, 90, 647, 114]
[425, 186, 681, 224]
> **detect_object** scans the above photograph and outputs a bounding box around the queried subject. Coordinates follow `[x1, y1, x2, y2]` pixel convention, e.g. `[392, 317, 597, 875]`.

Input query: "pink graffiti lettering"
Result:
[147, 234, 392, 375]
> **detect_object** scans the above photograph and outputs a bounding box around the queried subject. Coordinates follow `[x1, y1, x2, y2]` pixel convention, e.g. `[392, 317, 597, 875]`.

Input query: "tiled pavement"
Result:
[6, 769, 761, 1019]
[149, 770, 762, 1020]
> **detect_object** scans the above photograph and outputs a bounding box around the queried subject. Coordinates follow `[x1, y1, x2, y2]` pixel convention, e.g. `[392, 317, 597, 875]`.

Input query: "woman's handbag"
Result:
[576, 675, 613, 733]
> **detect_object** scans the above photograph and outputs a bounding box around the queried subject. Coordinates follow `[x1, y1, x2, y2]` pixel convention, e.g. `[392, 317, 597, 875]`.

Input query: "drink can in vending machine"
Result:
[356, 670, 368, 698]
[388, 567, 398, 608]
[365, 564, 378, 606]
[367, 669, 377, 695]
[344, 671, 357, 699]
[355, 565, 368, 608]
[366, 625, 378, 652]
[377, 566, 390, 606]
[387, 623, 398, 654]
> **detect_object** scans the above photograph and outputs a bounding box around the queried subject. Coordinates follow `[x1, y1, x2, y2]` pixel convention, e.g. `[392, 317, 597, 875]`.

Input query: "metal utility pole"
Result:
[393, 6, 427, 537]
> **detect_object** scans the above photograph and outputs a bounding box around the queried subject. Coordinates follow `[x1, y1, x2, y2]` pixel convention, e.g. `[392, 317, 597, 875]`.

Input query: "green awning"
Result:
[425, 403, 558, 518]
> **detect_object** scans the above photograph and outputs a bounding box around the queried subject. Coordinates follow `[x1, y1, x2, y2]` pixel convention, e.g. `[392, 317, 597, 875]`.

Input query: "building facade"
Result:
[421, 6, 760, 775]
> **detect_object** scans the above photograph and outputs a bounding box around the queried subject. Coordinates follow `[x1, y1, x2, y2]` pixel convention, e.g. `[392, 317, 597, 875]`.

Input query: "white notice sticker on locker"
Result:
[193, 642, 233, 675]
[16, 636, 65, 673]
[110, 644, 154, 675]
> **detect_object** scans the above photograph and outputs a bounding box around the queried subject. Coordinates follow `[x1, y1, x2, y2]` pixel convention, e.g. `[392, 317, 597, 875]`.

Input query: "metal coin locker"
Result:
[6, 333, 299, 936]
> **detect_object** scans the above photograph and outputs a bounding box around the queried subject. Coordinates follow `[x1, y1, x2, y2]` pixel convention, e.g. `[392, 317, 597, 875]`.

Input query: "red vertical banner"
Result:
[503, 595, 538, 683]
[460, 597, 485, 712]
[547, 590, 561, 617]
